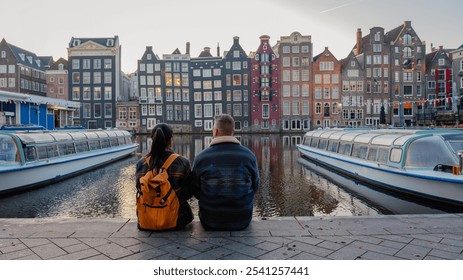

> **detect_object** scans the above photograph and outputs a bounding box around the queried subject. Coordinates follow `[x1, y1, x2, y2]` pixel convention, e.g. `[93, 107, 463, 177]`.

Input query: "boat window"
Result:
[390, 148, 402, 163]
[0, 135, 19, 163]
[367, 147, 378, 161]
[405, 137, 457, 168]
[58, 143, 75, 155]
[339, 142, 352, 156]
[101, 139, 110, 148]
[118, 138, 126, 145]
[25, 147, 37, 162]
[303, 137, 311, 145]
[352, 144, 368, 159]
[111, 138, 119, 147]
[318, 139, 328, 150]
[377, 147, 389, 164]
[66, 143, 76, 155]
[36, 146, 48, 160]
[47, 145, 59, 158]
[89, 140, 100, 151]
[328, 141, 339, 153]
[76, 141, 89, 153]
[447, 140, 463, 154]
[310, 138, 319, 148]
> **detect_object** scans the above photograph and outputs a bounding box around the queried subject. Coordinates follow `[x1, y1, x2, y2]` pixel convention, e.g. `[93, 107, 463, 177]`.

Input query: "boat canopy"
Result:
[302, 128, 463, 169]
[12, 130, 131, 145]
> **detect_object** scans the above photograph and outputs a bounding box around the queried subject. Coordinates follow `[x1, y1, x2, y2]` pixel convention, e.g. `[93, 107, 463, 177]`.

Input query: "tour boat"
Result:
[0, 128, 138, 195]
[297, 128, 463, 207]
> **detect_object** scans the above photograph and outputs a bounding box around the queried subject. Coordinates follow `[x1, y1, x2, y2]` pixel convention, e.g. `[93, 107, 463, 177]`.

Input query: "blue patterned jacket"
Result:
[192, 136, 260, 230]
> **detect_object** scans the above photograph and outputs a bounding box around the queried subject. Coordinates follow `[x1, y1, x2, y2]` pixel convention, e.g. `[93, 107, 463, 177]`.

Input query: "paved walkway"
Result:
[1, 214, 463, 260]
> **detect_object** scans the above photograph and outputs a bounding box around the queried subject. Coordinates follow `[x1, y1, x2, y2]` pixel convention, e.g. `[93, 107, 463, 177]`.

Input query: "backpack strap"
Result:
[161, 153, 180, 170]
[144, 153, 180, 171]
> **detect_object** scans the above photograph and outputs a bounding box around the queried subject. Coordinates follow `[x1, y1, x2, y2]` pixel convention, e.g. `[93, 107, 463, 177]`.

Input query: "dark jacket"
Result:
[192, 136, 260, 230]
[135, 150, 194, 229]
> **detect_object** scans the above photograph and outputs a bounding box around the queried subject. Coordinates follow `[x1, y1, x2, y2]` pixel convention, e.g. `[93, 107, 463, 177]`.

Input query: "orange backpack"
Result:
[137, 153, 180, 231]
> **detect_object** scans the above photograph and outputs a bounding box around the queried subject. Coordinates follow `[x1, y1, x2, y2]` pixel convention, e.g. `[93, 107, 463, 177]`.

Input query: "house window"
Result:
[403, 34, 412, 45]
[83, 59, 91, 69]
[373, 44, 382, 52]
[403, 47, 413, 57]
[319, 61, 334, 71]
[403, 72, 413, 82]
[104, 103, 112, 118]
[262, 104, 269, 118]
[404, 85, 413, 96]
[438, 58, 445, 66]
[72, 59, 80, 69]
[104, 59, 112, 69]
[315, 103, 322, 114]
[1, 51, 6, 58]
[94, 59, 101, 69]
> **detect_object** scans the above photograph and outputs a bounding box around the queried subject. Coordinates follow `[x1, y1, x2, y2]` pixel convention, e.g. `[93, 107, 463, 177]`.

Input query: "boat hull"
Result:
[0, 145, 138, 195]
[297, 144, 463, 207]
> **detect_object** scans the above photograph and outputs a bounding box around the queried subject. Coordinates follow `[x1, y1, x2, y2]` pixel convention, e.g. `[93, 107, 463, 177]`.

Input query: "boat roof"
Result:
[304, 128, 463, 147]
[5, 130, 131, 145]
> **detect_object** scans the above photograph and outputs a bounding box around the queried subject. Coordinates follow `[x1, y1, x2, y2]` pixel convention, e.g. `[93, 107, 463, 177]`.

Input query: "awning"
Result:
[0, 90, 80, 109]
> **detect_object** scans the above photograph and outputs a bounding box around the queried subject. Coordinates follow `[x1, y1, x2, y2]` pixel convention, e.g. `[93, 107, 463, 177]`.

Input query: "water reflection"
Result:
[0, 134, 451, 218]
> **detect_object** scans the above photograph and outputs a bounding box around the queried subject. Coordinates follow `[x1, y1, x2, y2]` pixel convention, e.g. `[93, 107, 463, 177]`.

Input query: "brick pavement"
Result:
[1, 214, 463, 260]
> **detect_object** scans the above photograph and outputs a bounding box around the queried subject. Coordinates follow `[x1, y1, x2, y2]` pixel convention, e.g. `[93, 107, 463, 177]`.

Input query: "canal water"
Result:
[0, 134, 453, 218]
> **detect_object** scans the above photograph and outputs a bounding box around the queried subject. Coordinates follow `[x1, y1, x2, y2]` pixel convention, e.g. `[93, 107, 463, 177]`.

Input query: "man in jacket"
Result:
[192, 114, 260, 230]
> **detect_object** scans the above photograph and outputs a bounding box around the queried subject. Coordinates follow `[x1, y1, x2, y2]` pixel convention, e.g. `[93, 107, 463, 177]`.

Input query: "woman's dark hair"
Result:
[148, 123, 173, 168]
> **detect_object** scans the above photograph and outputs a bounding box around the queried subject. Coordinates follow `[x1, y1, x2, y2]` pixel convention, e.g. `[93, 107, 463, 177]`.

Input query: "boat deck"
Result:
[1, 214, 463, 260]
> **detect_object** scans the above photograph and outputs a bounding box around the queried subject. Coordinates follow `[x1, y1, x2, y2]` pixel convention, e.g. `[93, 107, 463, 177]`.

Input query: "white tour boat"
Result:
[297, 128, 463, 207]
[0, 127, 138, 195]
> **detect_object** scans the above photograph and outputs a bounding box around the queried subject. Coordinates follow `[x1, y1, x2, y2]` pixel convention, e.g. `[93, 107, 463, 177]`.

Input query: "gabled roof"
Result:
[6, 41, 46, 71]
[313, 47, 338, 63]
[48, 57, 68, 70]
[68, 36, 119, 48]
[39, 56, 54, 69]
[384, 24, 403, 43]
[198, 47, 213, 58]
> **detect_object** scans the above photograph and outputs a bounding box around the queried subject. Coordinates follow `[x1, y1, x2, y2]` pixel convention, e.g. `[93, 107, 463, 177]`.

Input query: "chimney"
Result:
[404, 20, 411, 27]
[186, 42, 190, 55]
[217, 43, 220, 57]
[233, 36, 239, 44]
[356, 28, 362, 55]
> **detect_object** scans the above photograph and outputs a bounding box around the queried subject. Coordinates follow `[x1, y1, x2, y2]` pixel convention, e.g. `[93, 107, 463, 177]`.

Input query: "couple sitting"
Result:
[135, 114, 260, 231]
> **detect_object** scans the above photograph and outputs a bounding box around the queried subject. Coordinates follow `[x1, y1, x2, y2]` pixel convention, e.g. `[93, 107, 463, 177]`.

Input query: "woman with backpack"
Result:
[135, 123, 194, 230]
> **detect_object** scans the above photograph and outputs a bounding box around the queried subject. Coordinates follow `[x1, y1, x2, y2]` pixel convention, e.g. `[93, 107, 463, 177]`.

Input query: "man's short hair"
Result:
[214, 114, 235, 135]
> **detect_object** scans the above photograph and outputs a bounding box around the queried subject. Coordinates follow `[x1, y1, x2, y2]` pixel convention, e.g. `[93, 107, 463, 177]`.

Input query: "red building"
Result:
[250, 35, 280, 132]
[312, 47, 342, 128]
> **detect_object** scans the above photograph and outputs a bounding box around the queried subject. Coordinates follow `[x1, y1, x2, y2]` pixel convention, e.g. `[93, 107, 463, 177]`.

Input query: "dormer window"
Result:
[19, 53, 25, 61]
[107, 39, 114, 47]
[72, 39, 81, 47]
[27, 56, 33, 64]
[36, 60, 41, 67]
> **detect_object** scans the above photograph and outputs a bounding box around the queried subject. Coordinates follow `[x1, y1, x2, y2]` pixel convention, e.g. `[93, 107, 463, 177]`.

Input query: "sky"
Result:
[2, 0, 462, 73]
